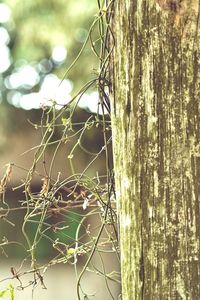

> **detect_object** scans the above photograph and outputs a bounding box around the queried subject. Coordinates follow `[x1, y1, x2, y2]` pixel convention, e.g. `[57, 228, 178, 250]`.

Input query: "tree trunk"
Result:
[110, 1, 200, 299]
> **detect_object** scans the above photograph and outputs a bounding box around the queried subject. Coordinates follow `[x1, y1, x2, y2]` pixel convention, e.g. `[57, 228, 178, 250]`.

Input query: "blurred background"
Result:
[0, 1, 119, 299]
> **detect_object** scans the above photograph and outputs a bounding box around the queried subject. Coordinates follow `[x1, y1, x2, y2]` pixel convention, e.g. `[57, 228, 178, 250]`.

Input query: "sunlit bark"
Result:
[110, 1, 200, 299]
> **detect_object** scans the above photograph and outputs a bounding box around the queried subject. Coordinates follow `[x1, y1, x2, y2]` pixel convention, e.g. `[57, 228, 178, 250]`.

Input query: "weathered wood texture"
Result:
[110, 0, 200, 299]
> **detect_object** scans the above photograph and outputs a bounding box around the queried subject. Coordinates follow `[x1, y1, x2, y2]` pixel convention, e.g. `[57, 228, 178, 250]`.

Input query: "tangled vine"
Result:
[0, 0, 119, 299]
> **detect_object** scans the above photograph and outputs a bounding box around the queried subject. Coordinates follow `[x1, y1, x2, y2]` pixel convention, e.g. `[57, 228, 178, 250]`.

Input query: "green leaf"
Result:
[9, 285, 14, 300]
[62, 118, 68, 126]
[67, 247, 76, 255]
[0, 289, 7, 298]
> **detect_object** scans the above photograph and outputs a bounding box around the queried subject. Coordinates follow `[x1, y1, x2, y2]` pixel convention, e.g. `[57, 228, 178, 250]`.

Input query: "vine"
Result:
[0, 0, 119, 299]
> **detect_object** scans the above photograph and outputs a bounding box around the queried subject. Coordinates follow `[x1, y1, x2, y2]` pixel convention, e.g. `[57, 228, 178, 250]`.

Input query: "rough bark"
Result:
[110, 0, 200, 299]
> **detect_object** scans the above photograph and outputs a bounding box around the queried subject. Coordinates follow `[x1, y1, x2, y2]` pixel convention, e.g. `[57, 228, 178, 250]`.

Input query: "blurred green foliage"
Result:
[0, 0, 99, 132]
[6, 0, 96, 52]
[5, 0, 98, 86]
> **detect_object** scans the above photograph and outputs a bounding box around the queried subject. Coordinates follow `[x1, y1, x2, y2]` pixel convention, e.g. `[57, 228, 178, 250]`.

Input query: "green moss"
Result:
[110, 0, 200, 299]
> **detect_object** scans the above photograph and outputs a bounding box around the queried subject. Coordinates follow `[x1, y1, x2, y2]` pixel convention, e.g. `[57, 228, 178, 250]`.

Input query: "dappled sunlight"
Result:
[5, 65, 40, 90]
[0, 3, 11, 23]
[6, 74, 73, 110]
[78, 91, 109, 114]
[0, 45, 11, 73]
[0, 1, 99, 113]
[51, 45, 67, 64]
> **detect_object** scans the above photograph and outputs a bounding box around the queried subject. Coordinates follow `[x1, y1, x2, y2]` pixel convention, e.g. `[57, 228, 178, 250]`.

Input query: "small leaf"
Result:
[67, 248, 76, 255]
[0, 289, 7, 298]
[62, 118, 68, 126]
[9, 285, 14, 300]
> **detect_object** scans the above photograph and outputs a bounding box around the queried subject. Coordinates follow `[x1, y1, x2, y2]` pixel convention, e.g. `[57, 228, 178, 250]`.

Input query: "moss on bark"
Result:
[110, 1, 200, 299]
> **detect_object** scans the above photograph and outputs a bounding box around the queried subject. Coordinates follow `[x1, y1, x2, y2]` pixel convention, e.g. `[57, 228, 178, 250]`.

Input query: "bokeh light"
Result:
[52, 46, 67, 64]
[0, 3, 11, 23]
[0, 45, 11, 73]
